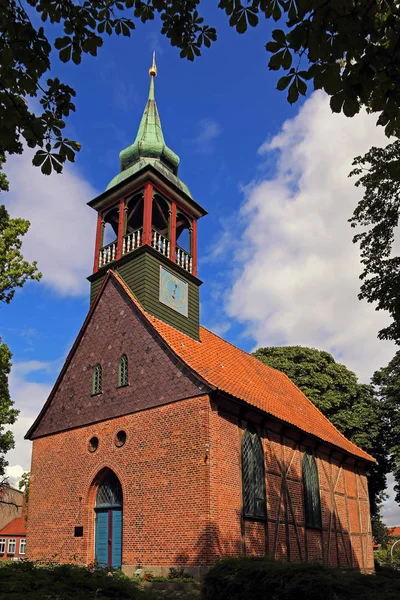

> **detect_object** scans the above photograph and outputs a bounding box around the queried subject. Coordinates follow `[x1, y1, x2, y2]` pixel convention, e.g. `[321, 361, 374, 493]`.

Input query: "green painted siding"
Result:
[90, 275, 105, 305]
[117, 251, 200, 340]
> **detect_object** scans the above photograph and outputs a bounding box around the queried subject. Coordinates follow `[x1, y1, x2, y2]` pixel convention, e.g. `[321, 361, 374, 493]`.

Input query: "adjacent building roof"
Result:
[113, 272, 374, 463]
[389, 527, 400, 537]
[0, 516, 26, 536]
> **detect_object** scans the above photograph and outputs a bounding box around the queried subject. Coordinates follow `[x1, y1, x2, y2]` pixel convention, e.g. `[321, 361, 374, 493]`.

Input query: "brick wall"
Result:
[27, 393, 373, 573]
[27, 395, 210, 569]
[209, 403, 374, 573]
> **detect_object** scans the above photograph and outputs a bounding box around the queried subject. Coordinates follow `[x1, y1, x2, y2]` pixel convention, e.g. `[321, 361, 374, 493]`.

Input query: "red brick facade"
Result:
[26, 277, 374, 575]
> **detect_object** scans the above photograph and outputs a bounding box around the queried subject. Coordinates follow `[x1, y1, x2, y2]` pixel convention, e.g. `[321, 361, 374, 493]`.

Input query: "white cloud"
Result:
[227, 91, 395, 383]
[5, 360, 56, 486]
[193, 119, 221, 153]
[226, 90, 400, 526]
[382, 473, 400, 527]
[5, 149, 97, 297]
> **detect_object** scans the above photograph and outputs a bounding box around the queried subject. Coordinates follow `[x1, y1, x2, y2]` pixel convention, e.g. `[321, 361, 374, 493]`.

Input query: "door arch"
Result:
[94, 470, 122, 569]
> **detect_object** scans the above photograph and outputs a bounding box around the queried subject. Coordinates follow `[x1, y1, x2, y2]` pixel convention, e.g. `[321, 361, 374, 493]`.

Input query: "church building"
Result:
[25, 58, 375, 577]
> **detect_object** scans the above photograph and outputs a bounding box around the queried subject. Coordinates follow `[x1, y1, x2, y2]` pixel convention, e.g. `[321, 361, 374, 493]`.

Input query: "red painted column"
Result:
[170, 202, 177, 263]
[143, 182, 153, 246]
[93, 212, 103, 273]
[116, 198, 125, 260]
[191, 218, 198, 277]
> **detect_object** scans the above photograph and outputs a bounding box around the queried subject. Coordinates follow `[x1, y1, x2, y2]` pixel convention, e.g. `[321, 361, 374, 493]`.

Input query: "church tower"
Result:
[87, 55, 206, 340]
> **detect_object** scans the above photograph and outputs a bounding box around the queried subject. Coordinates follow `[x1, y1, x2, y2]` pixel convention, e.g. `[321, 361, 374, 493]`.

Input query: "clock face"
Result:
[160, 267, 188, 317]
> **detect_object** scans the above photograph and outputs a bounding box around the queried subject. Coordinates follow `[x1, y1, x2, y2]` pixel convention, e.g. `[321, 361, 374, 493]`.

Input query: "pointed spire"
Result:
[119, 54, 180, 174]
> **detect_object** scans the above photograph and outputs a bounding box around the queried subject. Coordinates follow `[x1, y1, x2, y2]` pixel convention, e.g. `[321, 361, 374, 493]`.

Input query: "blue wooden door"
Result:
[112, 508, 122, 569]
[95, 507, 122, 568]
[95, 509, 109, 567]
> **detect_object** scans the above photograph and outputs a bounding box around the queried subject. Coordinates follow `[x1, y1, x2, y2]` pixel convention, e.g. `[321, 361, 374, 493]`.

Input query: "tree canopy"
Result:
[0, 340, 19, 478]
[372, 350, 400, 505]
[350, 141, 400, 344]
[1, 0, 400, 184]
[253, 345, 392, 520]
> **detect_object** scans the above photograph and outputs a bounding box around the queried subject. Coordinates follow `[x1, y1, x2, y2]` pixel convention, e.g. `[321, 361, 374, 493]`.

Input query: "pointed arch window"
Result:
[118, 354, 129, 387]
[242, 429, 266, 518]
[302, 450, 322, 529]
[92, 364, 102, 395]
[96, 472, 122, 507]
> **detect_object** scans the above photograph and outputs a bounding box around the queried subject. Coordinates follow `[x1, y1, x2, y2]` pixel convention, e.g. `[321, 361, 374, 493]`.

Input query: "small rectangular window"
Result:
[74, 526, 83, 537]
[19, 539, 26, 554]
[0, 538, 5, 554]
[8, 538, 16, 554]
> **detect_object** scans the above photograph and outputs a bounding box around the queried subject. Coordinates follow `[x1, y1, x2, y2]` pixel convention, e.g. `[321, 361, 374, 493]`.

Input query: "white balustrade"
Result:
[122, 228, 142, 255]
[151, 229, 170, 258]
[98, 241, 117, 267]
[176, 246, 192, 273]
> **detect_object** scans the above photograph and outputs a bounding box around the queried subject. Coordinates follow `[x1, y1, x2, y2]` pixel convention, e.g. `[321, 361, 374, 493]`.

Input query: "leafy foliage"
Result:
[0, 340, 19, 478]
[372, 351, 400, 505]
[1, 1, 400, 185]
[203, 557, 400, 600]
[0, 561, 146, 600]
[349, 141, 400, 343]
[252, 346, 391, 518]
[0, 204, 41, 304]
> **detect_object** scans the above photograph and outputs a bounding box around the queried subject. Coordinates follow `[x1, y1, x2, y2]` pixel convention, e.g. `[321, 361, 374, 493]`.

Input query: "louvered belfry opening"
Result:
[242, 429, 266, 518]
[302, 450, 322, 529]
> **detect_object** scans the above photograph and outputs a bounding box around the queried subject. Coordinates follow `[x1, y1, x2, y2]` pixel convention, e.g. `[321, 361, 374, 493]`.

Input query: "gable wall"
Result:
[27, 395, 211, 569]
[32, 278, 207, 438]
[208, 402, 374, 573]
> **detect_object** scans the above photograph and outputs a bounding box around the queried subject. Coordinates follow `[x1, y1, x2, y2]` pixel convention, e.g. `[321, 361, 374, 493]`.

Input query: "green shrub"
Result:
[0, 561, 147, 599]
[202, 557, 400, 600]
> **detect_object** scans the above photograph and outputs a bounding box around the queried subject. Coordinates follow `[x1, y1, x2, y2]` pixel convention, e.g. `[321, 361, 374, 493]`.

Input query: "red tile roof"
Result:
[113, 272, 374, 462]
[389, 527, 400, 537]
[0, 516, 26, 536]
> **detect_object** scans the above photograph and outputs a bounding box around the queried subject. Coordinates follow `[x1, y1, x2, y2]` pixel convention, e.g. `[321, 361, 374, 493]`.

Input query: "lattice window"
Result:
[0, 539, 5, 554]
[96, 472, 122, 507]
[242, 429, 266, 518]
[118, 354, 129, 387]
[303, 450, 322, 529]
[92, 364, 102, 395]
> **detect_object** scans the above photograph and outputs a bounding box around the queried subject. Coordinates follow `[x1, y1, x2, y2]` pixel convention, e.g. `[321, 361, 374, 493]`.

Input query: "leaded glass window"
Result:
[303, 450, 322, 529]
[118, 354, 129, 387]
[242, 429, 266, 518]
[96, 472, 122, 507]
[92, 364, 102, 395]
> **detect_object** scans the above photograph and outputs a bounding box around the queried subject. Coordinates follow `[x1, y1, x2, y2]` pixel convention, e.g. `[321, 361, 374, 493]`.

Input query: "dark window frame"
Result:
[118, 354, 129, 388]
[92, 363, 102, 396]
[242, 428, 266, 520]
[302, 450, 322, 530]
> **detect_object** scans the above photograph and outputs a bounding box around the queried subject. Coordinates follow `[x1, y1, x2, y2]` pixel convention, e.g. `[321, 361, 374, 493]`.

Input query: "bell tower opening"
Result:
[87, 54, 207, 340]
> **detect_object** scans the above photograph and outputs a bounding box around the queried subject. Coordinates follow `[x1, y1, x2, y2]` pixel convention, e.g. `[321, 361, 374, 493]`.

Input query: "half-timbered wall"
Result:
[209, 402, 374, 573]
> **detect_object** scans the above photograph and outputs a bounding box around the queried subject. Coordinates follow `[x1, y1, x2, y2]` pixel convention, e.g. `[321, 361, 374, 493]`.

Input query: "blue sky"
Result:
[2, 6, 400, 524]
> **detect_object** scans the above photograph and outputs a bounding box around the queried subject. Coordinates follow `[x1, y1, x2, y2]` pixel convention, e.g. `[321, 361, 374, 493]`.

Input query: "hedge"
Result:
[201, 557, 400, 600]
[0, 561, 144, 600]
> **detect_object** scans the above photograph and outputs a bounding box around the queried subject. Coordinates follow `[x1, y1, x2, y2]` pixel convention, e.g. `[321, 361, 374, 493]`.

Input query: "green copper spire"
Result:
[119, 53, 180, 174]
[106, 55, 193, 199]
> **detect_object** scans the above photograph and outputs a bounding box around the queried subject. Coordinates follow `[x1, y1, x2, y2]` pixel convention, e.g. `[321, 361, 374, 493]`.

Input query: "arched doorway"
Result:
[94, 471, 122, 568]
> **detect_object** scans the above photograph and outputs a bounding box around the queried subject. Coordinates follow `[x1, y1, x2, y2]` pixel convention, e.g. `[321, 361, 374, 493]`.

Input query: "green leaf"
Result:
[59, 46, 72, 63]
[277, 75, 293, 91]
[287, 80, 299, 104]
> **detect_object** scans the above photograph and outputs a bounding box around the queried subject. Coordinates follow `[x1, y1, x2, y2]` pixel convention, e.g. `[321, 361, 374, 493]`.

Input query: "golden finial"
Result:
[149, 51, 157, 77]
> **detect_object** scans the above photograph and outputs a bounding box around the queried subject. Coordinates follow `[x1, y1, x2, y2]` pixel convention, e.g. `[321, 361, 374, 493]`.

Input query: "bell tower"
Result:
[87, 55, 207, 340]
